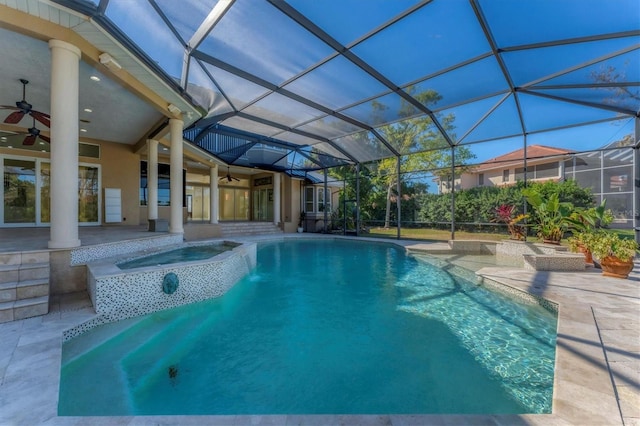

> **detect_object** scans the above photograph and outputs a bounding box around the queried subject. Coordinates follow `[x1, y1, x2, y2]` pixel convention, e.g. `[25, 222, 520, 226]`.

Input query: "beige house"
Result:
[436, 145, 574, 193]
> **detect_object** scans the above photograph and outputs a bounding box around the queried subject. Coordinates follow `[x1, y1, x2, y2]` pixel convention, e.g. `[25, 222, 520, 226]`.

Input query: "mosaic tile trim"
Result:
[477, 275, 559, 315]
[69, 234, 183, 266]
[68, 242, 257, 340]
[413, 252, 558, 315]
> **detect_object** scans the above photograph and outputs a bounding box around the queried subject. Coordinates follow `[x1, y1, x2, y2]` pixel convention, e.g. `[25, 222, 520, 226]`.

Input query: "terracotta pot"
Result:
[578, 245, 594, 266]
[600, 256, 634, 279]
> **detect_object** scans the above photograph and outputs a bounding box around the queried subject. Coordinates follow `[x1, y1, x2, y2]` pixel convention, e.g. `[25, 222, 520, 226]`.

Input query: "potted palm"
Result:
[584, 230, 638, 278]
[522, 188, 574, 244]
[297, 212, 305, 233]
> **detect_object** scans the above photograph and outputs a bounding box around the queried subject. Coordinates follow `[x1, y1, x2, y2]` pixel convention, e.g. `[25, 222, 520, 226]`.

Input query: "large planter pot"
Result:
[542, 238, 561, 245]
[600, 256, 634, 279]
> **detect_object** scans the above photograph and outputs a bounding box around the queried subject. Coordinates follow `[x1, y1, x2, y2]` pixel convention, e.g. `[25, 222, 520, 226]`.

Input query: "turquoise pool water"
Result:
[59, 239, 556, 416]
[116, 242, 238, 269]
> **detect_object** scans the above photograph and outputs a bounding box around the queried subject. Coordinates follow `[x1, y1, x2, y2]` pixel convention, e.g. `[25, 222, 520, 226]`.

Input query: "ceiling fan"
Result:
[1, 117, 51, 146]
[22, 117, 50, 146]
[1, 79, 50, 127]
[219, 166, 240, 183]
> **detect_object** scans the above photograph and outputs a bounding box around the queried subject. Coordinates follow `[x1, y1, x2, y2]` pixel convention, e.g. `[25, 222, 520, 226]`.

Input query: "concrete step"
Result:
[0, 279, 49, 303]
[220, 222, 282, 237]
[0, 295, 49, 323]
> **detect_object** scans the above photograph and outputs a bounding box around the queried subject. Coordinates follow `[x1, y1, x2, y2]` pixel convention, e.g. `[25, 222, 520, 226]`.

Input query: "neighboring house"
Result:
[436, 145, 574, 194]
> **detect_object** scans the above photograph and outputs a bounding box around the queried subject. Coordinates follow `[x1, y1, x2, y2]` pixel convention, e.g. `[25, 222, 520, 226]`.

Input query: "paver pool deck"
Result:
[0, 234, 638, 425]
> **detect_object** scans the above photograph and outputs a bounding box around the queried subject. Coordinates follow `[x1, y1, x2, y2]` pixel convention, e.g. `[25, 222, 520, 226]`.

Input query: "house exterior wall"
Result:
[99, 141, 142, 226]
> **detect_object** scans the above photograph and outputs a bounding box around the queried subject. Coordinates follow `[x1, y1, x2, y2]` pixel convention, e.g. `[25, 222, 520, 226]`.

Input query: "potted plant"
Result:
[567, 199, 613, 265]
[492, 204, 526, 241]
[522, 188, 574, 244]
[584, 230, 638, 278]
[297, 211, 305, 233]
[568, 231, 595, 265]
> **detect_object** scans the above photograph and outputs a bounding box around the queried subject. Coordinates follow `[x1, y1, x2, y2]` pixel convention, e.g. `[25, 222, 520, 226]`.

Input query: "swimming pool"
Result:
[59, 239, 557, 416]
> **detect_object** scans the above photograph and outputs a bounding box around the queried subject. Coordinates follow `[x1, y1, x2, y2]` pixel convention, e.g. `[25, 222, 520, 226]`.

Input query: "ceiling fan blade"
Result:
[30, 111, 50, 128]
[0, 105, 20, 110]
[39, 135, 51, 143]
[4, 111, 25, 124]
[23, 134, 37, 146]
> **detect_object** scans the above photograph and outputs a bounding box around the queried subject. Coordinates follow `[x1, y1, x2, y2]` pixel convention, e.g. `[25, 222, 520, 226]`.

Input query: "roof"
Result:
[473, 145, 575, 173]
[2, 0, 639, 172]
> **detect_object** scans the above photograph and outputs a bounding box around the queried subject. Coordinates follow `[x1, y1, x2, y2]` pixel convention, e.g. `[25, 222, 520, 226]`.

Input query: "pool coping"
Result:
[1, 234, 638, 425]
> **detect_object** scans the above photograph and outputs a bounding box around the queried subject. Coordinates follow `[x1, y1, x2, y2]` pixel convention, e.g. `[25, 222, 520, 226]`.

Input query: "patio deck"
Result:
[0, 226, 166, 253]
[0, 234, 638, 425]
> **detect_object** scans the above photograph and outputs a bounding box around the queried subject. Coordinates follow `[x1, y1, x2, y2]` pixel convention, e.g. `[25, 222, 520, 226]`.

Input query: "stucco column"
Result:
[210, 164, 219, 224]
[169, 118, 184, 234]
[147, 139, 159, 221]
[48, 40, 81, 249]
[273, 172, 281, 226]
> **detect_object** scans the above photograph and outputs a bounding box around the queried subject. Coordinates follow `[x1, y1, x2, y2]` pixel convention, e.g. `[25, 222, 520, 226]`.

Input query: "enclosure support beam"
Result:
[523, 135, 528, 242]
[323, 169, 328, 233]
[356, 164, 361, 237]
[342, 177, 346, 236]
[450, 146, 456, 241]
[634, 117, 639, 245]
[396, 156, 401, 240]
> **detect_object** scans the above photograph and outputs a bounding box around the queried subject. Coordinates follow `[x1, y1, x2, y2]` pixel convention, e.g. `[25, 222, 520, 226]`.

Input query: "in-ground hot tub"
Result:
[82, 240, 256, 332]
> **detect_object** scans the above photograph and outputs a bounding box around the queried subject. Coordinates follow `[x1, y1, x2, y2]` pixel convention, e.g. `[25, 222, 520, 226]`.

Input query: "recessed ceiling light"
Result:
[0, 137, 6, 141]
[7, 145, 13, 149]
[39, 142, 45, 145]
[80, 128, 87, 133]
[90, 76, 100, 82]
[41, 150, 47, 153]
[84, 108, 93, 113]
[163, 147, 168, 151]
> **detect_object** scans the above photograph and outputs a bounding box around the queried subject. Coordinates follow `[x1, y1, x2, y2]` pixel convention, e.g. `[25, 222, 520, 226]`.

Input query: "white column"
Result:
[147, 139, 159, 221]
[273, 172, 281, 226]
[210, 165, 219, 224]
[48, 40, 81, 249]
[169, 118, 184, 234]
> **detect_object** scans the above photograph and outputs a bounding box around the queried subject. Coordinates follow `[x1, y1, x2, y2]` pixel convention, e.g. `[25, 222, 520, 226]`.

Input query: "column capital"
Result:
[48, 39, 81, 58]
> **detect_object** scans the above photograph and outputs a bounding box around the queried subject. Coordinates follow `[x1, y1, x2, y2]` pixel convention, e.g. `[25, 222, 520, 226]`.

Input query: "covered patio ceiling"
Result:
[39, 0, 640, 171]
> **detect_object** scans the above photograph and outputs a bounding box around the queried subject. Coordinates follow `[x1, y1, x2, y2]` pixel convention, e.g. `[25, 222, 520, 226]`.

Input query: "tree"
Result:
[372, 87, 475, 228]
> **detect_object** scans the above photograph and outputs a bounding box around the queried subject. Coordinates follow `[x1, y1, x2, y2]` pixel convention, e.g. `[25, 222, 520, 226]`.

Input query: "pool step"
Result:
[0, 251, 50, 323]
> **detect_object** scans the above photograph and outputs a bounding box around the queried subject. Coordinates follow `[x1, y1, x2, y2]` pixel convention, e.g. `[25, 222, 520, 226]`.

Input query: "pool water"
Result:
[116, 242, 238, 269]
[59, 239, 556, 416]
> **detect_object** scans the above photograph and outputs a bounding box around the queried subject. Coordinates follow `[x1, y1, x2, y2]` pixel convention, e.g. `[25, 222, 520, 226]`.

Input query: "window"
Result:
[535, 162, 558, 179]
[478, 173, 484, 186]
[503, 169, 509, 182]
[140, 161, 185, 207]
[304, 187, 314, 213]
[79, 143, 100, 159]
[515, 162, 558, 180]
[317, 187, 331, 212]
[78, 165, 99, 223]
